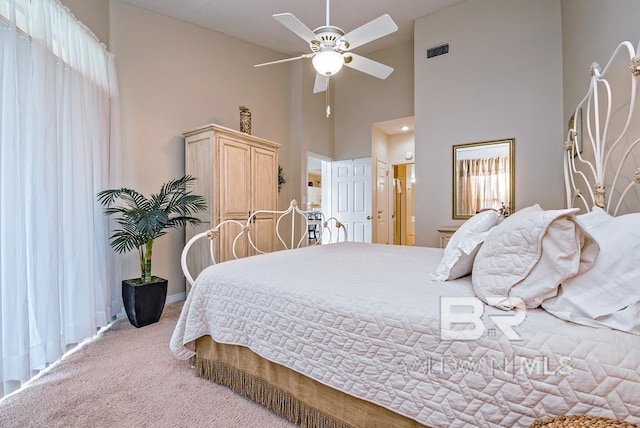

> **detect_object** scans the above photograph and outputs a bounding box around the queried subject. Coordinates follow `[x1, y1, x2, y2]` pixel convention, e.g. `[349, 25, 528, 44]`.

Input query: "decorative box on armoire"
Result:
[183, 123, 280, 284]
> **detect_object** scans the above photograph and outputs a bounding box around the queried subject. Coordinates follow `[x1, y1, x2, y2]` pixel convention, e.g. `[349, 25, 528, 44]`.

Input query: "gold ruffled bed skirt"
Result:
[194, 336, 426, 428]
[194, 336, 637, 428]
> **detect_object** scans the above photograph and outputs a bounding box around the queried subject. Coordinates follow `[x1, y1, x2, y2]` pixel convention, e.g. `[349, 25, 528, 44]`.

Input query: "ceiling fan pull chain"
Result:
[326, 80, 331, 118]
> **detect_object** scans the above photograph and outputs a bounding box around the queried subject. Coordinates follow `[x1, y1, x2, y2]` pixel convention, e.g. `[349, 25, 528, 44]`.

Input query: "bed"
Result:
[171, 41, 640, 427]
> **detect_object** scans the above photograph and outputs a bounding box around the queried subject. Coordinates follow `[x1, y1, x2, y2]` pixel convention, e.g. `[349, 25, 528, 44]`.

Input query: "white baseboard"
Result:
[167, 292, 186, 304]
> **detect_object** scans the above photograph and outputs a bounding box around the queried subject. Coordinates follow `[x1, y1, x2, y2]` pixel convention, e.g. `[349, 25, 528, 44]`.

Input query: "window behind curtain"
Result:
[0, 0, 121, 397]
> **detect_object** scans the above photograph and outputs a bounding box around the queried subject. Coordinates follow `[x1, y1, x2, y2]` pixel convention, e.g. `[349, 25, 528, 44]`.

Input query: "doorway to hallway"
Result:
[306, 153, 373, 243]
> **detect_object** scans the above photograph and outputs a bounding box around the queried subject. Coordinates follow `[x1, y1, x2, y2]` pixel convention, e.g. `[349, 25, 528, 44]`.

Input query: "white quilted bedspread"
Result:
[170, 242, 640, 427]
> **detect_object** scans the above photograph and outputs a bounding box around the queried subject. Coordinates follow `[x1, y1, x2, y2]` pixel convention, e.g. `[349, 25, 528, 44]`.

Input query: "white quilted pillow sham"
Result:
[542, 207, 640, 334]
[431, 209, 499, 281]
[472, 205, 598, 310]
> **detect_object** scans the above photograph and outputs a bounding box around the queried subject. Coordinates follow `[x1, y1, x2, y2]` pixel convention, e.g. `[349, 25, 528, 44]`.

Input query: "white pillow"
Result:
[472, 205, 598, 310]
[431, 209, 499, 281]
[542, 207, 640, 334]
[542, 288, 640, 335]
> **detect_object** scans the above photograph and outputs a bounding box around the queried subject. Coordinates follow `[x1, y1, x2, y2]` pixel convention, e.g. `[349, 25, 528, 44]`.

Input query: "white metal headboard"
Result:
[565, 40, 640, 215]
[181, 200, 347, 288]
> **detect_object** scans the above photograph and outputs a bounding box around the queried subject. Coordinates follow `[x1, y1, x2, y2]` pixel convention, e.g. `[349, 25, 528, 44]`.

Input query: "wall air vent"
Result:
[426, 43, 450, 59]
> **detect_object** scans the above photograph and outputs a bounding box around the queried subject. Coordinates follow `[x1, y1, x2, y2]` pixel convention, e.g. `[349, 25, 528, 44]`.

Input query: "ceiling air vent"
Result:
[426, 43, 450, 60]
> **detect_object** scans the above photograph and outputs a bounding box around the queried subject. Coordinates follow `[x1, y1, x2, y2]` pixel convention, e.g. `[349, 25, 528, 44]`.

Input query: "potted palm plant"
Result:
[98, 175, 206, 327]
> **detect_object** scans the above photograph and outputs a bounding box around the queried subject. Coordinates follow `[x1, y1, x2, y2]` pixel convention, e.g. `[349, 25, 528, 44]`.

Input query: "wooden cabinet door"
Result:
[218, 137, 251, 261]
[248, 217, 276, 255]
[251, 146, 277, 211]
[250, 146, 277, 255]
[218, 220, 248, 261]
[219, 137, 251, 220]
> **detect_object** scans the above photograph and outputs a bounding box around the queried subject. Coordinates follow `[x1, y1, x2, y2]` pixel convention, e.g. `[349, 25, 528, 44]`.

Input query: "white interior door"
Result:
[375, 159, 389, 244]
[330, 158, 372, 242]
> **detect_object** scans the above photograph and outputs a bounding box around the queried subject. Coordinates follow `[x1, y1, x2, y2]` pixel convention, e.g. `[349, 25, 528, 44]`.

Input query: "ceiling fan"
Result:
[254, 0, 398, 94]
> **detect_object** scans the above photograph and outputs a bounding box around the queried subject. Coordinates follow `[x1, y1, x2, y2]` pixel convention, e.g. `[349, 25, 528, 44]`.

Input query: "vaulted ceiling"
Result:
[119, 0, 465, 56]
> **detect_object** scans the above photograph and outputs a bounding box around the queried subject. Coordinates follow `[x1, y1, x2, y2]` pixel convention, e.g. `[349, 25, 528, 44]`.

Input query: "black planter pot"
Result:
[122, 277, 168, 328]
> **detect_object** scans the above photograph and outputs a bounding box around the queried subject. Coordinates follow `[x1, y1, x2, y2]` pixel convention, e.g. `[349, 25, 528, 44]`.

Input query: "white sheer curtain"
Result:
[457, 156, 510, 215]
[0, 0, 121, 396]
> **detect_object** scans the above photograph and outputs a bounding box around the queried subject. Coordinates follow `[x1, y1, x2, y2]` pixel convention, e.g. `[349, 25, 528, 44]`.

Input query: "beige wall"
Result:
[290, 61, 335, 210]
[372, 125, 390, 163]
[389, 133, 415, 165]
[562, 0, 640, 126]
[61, 0, 109, 46]
[334, 40, 415, 160]
[108, 1, 313, 298]
[414, 0, 564, 247]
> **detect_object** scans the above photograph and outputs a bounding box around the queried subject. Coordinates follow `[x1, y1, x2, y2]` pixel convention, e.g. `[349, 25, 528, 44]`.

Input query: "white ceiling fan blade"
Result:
[313, 73, 329, 93]
[255, 54, 313, 68]
[344, 53, 394, 79]
[342, 14, 398, 51]
[273, 13, 317, 44]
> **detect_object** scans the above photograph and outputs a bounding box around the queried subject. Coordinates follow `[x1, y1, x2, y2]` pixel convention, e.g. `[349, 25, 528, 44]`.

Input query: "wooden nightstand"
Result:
[436, 226, 459, 249]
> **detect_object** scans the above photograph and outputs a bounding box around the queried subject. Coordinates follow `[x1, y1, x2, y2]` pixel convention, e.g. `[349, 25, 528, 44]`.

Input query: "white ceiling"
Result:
[374, 116, 415, 136]
[119, 0, 465, 56]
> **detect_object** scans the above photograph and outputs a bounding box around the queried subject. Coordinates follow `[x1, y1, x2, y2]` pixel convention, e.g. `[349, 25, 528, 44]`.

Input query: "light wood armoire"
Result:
[183, 123, 280, 281]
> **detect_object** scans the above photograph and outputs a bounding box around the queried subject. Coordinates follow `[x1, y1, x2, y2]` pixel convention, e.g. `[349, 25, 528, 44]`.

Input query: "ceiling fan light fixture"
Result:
[262, 4, 399, 94]
[312, 51, 344, 76]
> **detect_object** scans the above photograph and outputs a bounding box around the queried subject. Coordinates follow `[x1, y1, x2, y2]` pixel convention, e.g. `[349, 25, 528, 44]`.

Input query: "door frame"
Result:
[373, 158, 391, 244]
[305, 151, 333, 213]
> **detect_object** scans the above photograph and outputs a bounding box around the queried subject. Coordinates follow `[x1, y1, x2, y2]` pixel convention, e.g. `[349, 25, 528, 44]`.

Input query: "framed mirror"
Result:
[452, 138, 514, 219]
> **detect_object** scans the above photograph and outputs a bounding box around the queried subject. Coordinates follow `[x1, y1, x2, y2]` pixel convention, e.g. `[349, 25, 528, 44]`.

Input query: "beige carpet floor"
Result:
[0, 302, 296, 428]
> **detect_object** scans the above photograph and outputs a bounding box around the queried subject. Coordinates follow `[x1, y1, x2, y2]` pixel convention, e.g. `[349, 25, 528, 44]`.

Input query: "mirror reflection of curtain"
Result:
[457, 156, 510, 215]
